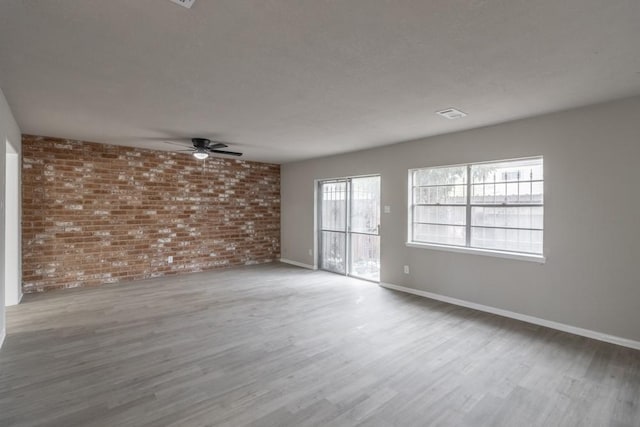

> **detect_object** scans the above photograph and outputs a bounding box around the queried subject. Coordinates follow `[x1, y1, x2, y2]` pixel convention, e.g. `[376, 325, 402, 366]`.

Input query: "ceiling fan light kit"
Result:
[193, 151, 209, 160]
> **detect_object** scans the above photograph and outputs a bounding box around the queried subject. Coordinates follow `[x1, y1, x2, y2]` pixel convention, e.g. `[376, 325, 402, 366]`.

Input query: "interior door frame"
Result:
[316, 173, 381, 281]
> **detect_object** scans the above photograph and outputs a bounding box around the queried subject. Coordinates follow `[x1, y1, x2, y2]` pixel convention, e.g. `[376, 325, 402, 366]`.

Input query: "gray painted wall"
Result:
[281, 96, 640, 342]
[0, 88, 21, 348]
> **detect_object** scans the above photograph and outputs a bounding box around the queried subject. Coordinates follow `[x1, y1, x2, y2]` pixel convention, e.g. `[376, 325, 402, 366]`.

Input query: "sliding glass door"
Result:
[318, 176, 380, 281]
[319, 180, 348, 274]
[348, 176, 381, 281]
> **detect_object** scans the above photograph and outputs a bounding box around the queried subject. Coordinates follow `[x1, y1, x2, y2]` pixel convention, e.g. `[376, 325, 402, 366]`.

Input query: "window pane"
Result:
[470, 227, 543, 254]
[350, 233, 380, 281]
[320, 231, 346, 273]
[413, 223, 466, 246]
[413, 166, 467, 186]
[411, 157, 543, 256]
[413, 185, 467, 205]
[471, 182, 544, 205]
[321, 181, 346, 231]
[471, 158, 543, 184]
[471, 207, 543, 230]
[518, 181, 532, 203]
[471, 182, 494, 204]
[414, 205, 466, 225]
[471, 158, 543, 205]
[350, 176, 380, 234]
[531, 181, 543, 203]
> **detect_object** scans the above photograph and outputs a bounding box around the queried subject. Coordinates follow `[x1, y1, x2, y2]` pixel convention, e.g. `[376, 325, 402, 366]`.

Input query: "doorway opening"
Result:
[318, 175, 380, 282]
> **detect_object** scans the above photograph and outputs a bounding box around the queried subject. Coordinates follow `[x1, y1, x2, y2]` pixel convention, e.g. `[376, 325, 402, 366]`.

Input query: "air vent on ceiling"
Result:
[169, 0, 196, 9]
[436, 108, 467, 120]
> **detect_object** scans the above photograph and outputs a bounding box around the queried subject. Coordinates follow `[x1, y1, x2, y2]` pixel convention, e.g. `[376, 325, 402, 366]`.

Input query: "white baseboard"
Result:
[0, 327, 5, 350]
[279, 258, 317, 270]
[380, 282, 640, 351]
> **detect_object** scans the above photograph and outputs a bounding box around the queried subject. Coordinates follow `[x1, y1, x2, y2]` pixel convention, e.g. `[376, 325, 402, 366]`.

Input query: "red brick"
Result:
[22, 135, 281, 293]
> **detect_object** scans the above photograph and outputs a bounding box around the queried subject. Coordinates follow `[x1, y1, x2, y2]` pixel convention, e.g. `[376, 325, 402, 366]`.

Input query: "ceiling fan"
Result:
[165, 138, 243, 159]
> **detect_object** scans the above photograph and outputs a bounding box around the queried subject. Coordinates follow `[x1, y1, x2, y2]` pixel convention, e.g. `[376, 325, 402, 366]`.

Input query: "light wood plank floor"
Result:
[1, 263, 639, 426]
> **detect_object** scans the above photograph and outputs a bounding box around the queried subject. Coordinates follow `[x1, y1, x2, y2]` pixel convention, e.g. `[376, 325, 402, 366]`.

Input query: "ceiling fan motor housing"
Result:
[192, 138, 211, 149]
[186, 138, 242, 156]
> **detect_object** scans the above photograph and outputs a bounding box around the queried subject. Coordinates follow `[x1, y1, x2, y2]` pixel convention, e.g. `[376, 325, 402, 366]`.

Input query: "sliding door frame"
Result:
[317, 178, 350, 274]
[316, 174, 380, 282]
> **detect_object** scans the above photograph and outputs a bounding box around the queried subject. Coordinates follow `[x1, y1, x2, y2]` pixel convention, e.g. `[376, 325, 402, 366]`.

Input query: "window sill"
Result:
[405, 242, 546, 264]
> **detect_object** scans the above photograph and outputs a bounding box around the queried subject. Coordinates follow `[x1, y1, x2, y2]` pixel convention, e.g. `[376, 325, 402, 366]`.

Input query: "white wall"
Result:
[281, 96, 640, 344]
[5, 150, 21, 306]
[0, 88, 21, 348]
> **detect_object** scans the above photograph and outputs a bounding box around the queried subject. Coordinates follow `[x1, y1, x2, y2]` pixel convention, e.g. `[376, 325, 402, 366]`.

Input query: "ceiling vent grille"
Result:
[169, 0, 196, 9]
[436, 108, 467, 119]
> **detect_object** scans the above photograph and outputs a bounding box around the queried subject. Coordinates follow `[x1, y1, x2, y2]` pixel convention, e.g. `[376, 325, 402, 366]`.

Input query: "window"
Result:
[409, 157, 543, 258]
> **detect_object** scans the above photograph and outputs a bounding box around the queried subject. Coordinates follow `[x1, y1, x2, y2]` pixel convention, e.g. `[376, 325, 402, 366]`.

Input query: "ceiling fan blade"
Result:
[163, 140, 190, 148]
[210, 149, 243, 157]
[208, 142, 228, 150]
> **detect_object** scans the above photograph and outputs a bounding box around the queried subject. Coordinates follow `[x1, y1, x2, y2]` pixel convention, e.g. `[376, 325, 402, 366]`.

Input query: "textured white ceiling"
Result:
[1, 0, 639, 163]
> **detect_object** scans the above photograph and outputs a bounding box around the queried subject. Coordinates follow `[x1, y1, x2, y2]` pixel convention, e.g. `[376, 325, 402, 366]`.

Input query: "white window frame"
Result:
[407, 157, 545, 263]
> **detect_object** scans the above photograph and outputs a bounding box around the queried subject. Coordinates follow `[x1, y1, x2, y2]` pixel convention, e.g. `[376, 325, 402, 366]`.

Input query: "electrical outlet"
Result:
[308, 249, 313, 256]
[403, 265, 410, 274]
[168, 256, 173, 264]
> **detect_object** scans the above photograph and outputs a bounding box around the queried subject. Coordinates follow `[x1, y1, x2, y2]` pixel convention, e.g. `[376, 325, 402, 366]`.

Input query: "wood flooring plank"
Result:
[0, 263, 639, 426]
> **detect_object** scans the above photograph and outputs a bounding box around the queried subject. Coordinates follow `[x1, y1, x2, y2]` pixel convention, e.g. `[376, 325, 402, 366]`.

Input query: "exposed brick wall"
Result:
[22, 135, 280, 293]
